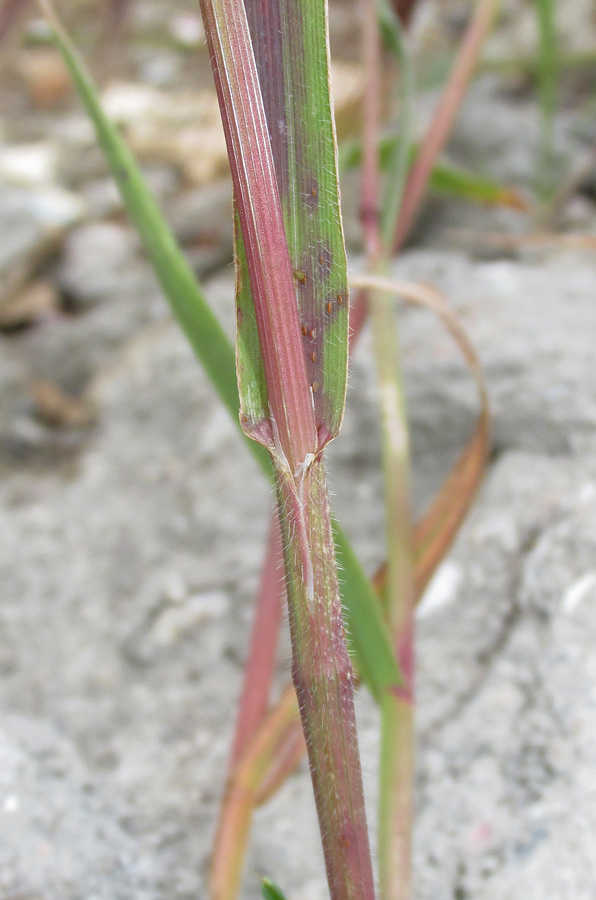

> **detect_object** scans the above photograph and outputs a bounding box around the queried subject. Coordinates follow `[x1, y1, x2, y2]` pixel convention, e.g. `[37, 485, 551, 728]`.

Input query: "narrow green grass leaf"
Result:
[425, 158, 527, 209]
[378, 1, 415, 248]
[340, 136, 525, 209]
[534, 0, 557, 193]
[262, 878, 287, 900]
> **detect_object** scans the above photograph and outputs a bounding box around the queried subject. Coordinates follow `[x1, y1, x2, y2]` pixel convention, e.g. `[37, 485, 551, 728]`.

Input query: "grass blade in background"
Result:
[212, 687, 299, 900]
[377, 0, 414, 247]
[358, 3, 416, 895]
[425, 158, 527, 209]
[369, 286, 415, 900]
[262, 879, 288, 900]
[534, 0, 557, 195]
[392, 0, 503, 251]
[340, 137, 527, 210]
[350, 275, 491, 606]
[228, 518, 284, 768]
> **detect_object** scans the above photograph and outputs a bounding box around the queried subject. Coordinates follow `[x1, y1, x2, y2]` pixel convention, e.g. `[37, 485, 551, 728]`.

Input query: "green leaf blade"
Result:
[246, 0, 349, 447]
[262, 878, 288, 900]
[534, 0, 557, 192]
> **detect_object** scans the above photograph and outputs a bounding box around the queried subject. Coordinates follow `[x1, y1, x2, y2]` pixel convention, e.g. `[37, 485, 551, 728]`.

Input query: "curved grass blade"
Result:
[411, 417, 489, 597]
[350, 273, 490, 607]
[211, 687, 298, 900]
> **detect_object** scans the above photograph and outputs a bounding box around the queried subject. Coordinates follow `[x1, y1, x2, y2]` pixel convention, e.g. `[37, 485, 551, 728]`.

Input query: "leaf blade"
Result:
[262, 879, 288, 900]
[245, 0, 349, 447]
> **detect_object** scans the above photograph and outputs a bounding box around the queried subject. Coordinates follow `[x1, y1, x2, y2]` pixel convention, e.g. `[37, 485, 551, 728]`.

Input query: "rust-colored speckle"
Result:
[327, 300, 334, 315]
[337, 293, 344, 305]
[311, 381, 319, 393]
[309, 328, 317, 339]
[317, 244, 333, 277]
[236, 307, 244, 324]
[306, 177, 319, 208]
[310, 350, 317, 363]
[301, 324, 308, 336]
[293, 269, 307, 284]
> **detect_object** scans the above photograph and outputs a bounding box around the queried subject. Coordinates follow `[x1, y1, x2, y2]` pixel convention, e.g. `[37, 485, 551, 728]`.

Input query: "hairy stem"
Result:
[276, 456, 375, 900]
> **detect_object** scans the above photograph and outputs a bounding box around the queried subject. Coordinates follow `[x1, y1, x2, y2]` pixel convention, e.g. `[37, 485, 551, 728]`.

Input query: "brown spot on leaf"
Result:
[293, 269, 307, 284]
[327, 300, 334, 315]
[310, 350, 317, 363]
[309, 328, 317, 339]
[305, 176, 319, 208]
[311, 381, 319, 393]
[317, 244, 333, 277]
